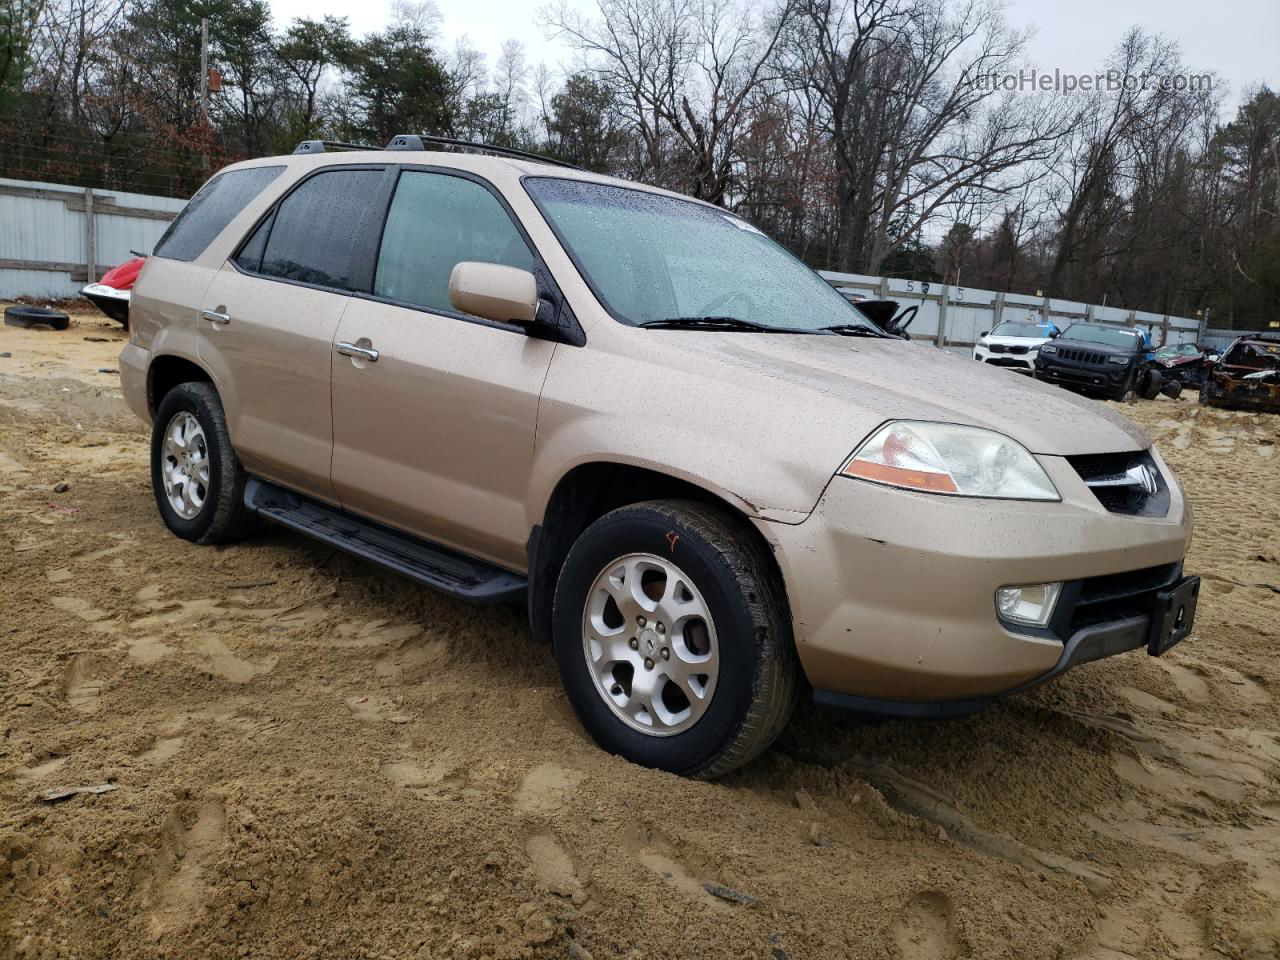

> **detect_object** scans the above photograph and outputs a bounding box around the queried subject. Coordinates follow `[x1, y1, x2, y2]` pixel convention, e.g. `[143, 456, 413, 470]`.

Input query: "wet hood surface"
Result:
[671, 332, 1149, 455]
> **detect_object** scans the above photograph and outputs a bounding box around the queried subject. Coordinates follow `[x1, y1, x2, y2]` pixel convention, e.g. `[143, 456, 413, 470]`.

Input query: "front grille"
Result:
[1007, 345, 1030, 355]
[1067, 563, 1181, 631]
[1068, 449, 1170, 517]
[1058, 347, 1107, 364]
[988, 344, 1007, 353]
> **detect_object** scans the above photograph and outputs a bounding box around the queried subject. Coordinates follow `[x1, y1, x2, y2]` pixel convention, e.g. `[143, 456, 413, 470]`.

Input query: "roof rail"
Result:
[292, 140, 375, 155]
[385, 134, 583, 170]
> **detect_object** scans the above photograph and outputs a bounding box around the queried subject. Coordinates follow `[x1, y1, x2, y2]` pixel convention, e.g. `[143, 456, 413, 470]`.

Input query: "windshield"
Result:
[1063, 323, 1142, 349]
[524, 177, 877, 332]
[1156, 343, 1199, 358]
[990, 322, 1051, 338]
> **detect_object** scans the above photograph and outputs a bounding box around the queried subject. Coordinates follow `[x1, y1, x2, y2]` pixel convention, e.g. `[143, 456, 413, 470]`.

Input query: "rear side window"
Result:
[374, 171, 533, 312]
[153, 166, 283, 262]
[249, 169, 385, 290]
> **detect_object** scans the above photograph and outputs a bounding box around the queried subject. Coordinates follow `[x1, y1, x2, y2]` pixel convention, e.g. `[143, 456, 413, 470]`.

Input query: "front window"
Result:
[523, 178, 876, 332]
[989, 322, 1051, 338]
[1063, 323, 1142, 350]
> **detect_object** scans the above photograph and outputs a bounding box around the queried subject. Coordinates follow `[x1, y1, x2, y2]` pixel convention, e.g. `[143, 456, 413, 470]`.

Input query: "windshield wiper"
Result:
[820, 324, 886, 338]
[639, 316, 796, 333]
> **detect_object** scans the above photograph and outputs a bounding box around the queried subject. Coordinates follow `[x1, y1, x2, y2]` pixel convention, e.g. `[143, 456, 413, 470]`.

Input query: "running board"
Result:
[244, 478, 526, 604]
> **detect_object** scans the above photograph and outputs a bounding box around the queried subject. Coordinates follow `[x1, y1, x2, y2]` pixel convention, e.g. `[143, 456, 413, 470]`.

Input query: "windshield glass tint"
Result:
[524, 177, 873, 331]
[1063, 323, 1141, 349]
[990, 322, 1049, 337]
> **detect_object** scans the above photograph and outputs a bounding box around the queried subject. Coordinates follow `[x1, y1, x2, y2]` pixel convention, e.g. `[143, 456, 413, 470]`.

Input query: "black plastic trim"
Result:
[244, 478, 527, 604]
[812, 689, 993, 718]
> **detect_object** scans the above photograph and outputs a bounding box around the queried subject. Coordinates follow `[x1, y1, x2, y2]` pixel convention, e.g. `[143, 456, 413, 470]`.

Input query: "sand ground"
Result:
[1, 306, 1278, 960]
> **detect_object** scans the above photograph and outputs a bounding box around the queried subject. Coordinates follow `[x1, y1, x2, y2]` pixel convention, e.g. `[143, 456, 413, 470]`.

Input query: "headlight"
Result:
[1107, 355, 1129, 365]
[1040, 344, 1058, 354]
[841, 421, 1060, 500]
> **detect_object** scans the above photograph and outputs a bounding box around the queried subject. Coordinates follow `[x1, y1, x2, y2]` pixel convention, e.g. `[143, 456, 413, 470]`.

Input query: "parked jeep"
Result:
[120, 136, 1199, 777]
[1034, 322, 1162, 400]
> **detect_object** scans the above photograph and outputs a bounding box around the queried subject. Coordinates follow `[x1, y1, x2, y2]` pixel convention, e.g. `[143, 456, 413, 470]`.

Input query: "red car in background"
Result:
[80, 255, 144, 327]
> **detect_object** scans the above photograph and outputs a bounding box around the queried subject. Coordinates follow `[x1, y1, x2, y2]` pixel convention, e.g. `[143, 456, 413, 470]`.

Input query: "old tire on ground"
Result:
[1161, 379, 1183, 399]
[151, 381, 256, 544]
[4, 305, 70, 331]
[552, 499, 798, 779]
[1138, 368, 1163, 400]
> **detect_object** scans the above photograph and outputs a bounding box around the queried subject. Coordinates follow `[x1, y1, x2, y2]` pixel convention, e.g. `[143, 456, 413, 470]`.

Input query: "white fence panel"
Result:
[0, 177, 183, 299]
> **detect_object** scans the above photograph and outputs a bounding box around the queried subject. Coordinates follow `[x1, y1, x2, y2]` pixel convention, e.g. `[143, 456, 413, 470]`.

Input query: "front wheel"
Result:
[151, 381, 256, 544]
[552, 500, 798, 779]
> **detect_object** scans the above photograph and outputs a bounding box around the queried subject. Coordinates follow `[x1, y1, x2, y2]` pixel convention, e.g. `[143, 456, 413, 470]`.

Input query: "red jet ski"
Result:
[81, 255, 144, 327]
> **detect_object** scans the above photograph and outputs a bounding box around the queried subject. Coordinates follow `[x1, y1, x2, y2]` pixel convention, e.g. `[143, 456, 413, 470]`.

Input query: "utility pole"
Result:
[200, 17, 210, 171]
[199, 18, 209, 120]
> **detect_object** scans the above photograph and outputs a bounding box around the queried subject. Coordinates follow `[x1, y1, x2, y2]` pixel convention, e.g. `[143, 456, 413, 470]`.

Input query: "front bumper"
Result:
[1035, 355, 1132, 392]
[760, 450, 1192, 704]
[973, 345, 1035, 371]
[1201, 374, 1280, 413]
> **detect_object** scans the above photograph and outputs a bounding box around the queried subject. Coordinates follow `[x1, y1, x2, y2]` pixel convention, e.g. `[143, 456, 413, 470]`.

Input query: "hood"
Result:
[661, 332, 1148, 456]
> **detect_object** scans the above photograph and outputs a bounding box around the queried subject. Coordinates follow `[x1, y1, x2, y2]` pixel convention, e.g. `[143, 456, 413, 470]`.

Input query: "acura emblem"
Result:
[1125, 463, 1159, 496]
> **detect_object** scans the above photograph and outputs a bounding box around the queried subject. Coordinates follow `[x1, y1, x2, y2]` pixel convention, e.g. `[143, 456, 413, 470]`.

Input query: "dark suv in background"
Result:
[1035, 322, 1155, 401]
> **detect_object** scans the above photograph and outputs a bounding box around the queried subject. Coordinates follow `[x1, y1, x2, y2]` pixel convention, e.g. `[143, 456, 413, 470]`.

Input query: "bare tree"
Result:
[541, 0, 795, 204]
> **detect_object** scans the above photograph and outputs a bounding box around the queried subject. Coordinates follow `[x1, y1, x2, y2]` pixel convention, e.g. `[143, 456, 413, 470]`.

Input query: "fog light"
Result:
[996, 582, 1062, 627]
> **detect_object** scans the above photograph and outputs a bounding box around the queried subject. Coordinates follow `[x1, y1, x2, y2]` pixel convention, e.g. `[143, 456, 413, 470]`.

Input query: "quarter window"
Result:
[153, 165, 283, 262]
[374, 171, 533, 313]
[253, 168, 385, 290]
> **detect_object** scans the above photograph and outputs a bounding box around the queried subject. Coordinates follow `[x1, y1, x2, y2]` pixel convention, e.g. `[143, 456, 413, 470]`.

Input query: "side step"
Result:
[244, 478, 527, 604]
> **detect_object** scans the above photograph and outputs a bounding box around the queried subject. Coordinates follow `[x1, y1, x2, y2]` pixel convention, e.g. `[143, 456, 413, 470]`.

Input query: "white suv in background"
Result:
[973, 320, 1061, 373]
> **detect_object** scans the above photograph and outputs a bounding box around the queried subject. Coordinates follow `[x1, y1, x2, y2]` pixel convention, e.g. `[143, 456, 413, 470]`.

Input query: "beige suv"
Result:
[120, 137, 1199, 777]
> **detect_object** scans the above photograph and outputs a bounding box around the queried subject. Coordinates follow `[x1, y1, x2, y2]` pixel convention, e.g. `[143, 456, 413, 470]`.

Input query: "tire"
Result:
[4, 305, 70, 331]
[552, 500, 798, 779]
[1161, 379, 1183, 400]
[151, 381, 256, 544]
[1138, 368, 1162, 400]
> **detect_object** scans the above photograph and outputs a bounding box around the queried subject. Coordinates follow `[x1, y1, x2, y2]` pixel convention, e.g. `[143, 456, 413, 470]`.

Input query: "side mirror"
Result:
[980, 330, 989, 337]
[448, 261, 538, 325]
[1049, 330, 1061, 338]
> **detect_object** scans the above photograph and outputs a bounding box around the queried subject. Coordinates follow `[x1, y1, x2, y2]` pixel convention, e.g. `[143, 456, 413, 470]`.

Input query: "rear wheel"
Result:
[151, 382, 256, 544]
[552, 500, 798, 778]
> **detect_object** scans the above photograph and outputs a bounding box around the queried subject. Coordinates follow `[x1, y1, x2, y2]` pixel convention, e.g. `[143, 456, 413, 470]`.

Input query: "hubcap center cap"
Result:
[638, 627, 661, 658]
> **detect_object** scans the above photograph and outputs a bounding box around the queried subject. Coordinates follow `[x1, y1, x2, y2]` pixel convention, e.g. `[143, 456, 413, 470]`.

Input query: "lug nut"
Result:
[656, 623, 665, 634]
[611, 683, 622, 696]
[661, 648, 670, 660]
[629, 638, 638, 650]
[637, 616, 646, 627]
[644, 658, 654, 671]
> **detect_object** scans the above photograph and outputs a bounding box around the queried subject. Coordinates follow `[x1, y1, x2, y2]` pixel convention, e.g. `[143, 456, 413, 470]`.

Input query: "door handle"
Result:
[201, 309, 230, 325]
[336, 341, 379, 362]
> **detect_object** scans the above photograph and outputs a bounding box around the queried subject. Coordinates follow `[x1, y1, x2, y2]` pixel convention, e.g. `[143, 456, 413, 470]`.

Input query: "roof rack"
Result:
[292, 140, 376, 154]
[385, 134, 583, 170]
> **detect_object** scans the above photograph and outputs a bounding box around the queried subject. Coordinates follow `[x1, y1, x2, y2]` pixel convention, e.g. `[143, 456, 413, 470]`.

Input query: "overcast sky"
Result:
[269, 0, 1279, 114]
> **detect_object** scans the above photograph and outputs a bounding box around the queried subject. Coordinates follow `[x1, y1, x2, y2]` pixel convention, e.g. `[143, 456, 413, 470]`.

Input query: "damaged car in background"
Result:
[1200, 334, 1280, 413]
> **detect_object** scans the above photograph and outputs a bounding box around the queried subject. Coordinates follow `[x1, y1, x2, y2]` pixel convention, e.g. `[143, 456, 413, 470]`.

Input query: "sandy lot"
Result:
[1, 306, 1278, 960]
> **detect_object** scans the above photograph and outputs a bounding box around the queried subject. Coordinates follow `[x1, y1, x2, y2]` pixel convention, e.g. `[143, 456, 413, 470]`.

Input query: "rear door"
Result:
[197, 166, 390, 503]
[135, 164, 285, 352]
[330, 168, 557, 569]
